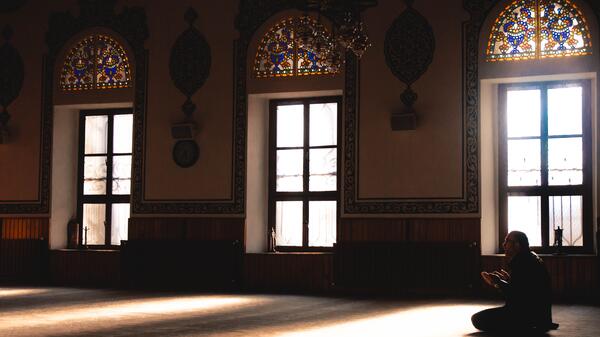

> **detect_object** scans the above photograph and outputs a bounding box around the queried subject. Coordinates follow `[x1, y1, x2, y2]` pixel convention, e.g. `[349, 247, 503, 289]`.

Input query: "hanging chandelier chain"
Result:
[301, 0, 373, 62]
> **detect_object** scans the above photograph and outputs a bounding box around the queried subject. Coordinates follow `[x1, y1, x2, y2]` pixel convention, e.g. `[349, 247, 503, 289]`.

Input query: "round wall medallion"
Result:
[173, 140, 199, 168]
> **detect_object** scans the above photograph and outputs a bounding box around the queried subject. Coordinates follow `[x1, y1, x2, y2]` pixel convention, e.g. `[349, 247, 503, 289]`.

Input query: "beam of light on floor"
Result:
[0, 294, 265, 333]
[0, 288, 51, 297]
[275, 304, 491, 337]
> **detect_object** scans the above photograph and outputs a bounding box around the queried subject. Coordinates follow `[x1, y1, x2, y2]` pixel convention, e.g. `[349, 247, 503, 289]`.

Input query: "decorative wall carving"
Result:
[343, 0, 501, 214]
[4, 0, 598, 216]
[168, 8, 210, 169]
[169, 7, 211, 120]
[0, 26, 24, 143]
[384, 0, 435, 130]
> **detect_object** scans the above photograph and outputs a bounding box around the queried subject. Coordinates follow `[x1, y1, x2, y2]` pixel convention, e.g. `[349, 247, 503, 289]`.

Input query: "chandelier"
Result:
[299, 0, 376, 70]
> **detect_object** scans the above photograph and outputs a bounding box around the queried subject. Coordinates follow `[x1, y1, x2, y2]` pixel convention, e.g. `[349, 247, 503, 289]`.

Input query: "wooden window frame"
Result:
[77, 108, 132, 248]
[498, 80, 593, 254]
[268, 96, 342, 252]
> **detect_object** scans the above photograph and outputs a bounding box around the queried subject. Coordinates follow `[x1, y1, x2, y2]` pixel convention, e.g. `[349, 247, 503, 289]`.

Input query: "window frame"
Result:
[268, 96, 342, 252]
[498, 79, 593, 254]
[77, 108, 133, 248]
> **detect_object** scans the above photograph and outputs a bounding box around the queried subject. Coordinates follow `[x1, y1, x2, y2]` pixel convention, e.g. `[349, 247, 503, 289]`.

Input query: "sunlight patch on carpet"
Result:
[275, 304, 490, 337]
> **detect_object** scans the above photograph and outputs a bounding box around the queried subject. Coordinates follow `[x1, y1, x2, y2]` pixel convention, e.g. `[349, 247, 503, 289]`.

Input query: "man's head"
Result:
[503, 231, 530, 259]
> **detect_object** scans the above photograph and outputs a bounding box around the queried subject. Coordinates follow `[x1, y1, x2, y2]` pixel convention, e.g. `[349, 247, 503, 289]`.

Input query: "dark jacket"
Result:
[499, 251, 553, 327]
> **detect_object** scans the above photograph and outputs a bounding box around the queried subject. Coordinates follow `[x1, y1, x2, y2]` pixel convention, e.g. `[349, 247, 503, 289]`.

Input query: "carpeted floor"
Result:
[0, 287, 598, 337]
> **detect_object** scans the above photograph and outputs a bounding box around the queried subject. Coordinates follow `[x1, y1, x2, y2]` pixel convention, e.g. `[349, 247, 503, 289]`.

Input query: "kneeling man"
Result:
[472, 231, 559, 332]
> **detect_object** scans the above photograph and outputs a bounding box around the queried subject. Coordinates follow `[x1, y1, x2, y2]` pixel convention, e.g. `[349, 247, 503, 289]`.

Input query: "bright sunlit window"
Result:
[269, 97, 340, 250]
[78, 108, 133, 247]
[498, 80, 592, 252]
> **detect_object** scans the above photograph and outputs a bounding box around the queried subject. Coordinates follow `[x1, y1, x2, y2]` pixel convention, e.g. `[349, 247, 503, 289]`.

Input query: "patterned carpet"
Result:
[0, 287, 598, 337]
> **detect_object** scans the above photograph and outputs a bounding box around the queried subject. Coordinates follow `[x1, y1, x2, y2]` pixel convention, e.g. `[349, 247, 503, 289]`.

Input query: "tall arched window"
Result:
[254, 16, 339, 78]
[60, 34, 133, 90]
[486, 0, 591, 62]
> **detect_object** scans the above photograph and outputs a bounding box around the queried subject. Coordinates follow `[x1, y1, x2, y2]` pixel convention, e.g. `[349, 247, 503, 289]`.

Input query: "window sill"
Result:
[247, 252, 333, 256]
[54, 248, 120, 253]
[483, 253, 596, 257]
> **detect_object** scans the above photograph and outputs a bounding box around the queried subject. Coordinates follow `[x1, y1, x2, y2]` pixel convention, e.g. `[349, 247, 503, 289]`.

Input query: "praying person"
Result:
[471, 231, 559, 332]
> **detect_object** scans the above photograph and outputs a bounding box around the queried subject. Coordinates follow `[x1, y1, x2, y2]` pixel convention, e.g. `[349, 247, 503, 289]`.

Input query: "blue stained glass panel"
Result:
[539, 0, 591, 58]
[254, 16, 339, 77]
[96, 35, 132, 89]
[487, 0, 537, 61]
[60, 35, 132, 91]
[60, 36, 95, 90]
[486, 0, 591, 61]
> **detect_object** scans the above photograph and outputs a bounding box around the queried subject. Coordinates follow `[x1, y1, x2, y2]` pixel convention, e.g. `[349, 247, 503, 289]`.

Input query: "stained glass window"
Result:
[486, 0, 591, 62]
[60, 34, 132, 90]
[254, 16, 338, 78]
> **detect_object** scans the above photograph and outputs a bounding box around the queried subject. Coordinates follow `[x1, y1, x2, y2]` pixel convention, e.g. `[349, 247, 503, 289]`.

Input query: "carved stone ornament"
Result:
[384, 0, 434, 130]
[0, 26, 25, 143]
[169, 7, 211, 120]
[0, 0, 26, 13]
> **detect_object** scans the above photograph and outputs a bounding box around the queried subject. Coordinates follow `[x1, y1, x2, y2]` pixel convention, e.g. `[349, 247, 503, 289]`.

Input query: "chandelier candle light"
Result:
[303, 0, 375, 70]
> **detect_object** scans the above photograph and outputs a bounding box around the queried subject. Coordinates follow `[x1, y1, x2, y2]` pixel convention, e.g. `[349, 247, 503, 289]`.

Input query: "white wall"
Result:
[246, 95, 269, 253]
[50, 103, 131, 249]
[51, 106, 78, 249]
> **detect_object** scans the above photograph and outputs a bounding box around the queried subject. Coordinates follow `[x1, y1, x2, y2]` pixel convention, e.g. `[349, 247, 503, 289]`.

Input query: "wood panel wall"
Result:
[334, 241, 480, 295]
[244, 253, 333, 292]
[481, 255, 599, 301]
[128, 217, 244, 242]
[49, 250, 120, 287]
[1, 217, 49, 239]
[0, 218, 49, 282]
[340, 218, 480, 244]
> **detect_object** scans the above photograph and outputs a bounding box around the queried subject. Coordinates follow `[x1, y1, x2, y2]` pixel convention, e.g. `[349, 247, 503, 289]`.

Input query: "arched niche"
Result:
[2, 1, 149, 249]
[50, 27, 138, 249]
[477, 0, 600, 254]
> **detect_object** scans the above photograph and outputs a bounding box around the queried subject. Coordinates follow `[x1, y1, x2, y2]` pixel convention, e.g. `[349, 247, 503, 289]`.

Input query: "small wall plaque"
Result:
[173, 140, 199, 168]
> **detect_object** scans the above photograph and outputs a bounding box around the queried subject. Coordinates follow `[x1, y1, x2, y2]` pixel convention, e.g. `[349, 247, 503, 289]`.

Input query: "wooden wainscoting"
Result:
[125, 218, 245, 290]
[1, 217, 49, 240]
[121, 240, 243, 290]
[340, 218, 480, 244]
[0, 218, 49, 282]
[481, 255, 599, 300]
[128, 217, 244, 242]
[334, 241, 480, 295]
[244, 253, 334, 292]
[50, 250, 121, 287]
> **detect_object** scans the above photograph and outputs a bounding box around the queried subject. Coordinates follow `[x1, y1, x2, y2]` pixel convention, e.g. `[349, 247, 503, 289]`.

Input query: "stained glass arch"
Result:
[254, 16, 339, 78]
[486, 0, 592, 62]
[60, 34, 133, 90]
